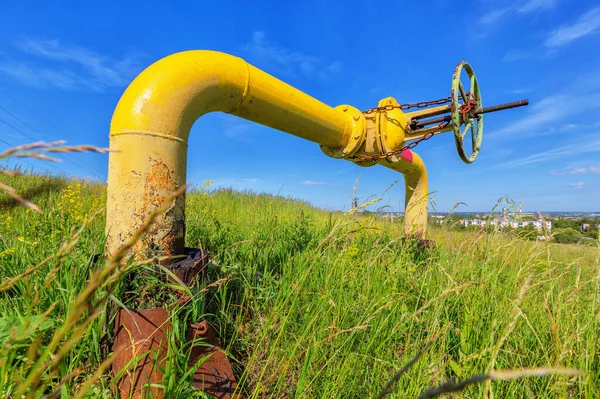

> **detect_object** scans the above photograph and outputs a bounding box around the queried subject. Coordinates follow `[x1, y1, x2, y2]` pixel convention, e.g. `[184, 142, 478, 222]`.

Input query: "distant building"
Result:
[461, 219, 487, 227]
[581, 223, 590, 232]
[460, 217, 551, 232]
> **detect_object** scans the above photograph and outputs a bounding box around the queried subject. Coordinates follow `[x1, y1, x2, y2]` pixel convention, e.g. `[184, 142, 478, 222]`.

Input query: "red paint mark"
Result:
[400, 150, 413, 163]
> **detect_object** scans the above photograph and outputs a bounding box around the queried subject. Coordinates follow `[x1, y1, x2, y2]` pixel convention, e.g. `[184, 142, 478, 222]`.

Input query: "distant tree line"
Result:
[552, 218, 598, 244]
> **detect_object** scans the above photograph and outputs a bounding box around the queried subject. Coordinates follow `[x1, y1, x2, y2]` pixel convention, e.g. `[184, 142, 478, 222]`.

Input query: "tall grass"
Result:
[0, 174, 597, 397]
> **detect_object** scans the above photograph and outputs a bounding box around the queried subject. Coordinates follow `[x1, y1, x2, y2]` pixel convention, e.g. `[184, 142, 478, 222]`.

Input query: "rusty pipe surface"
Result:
[107, 50, 427, 257]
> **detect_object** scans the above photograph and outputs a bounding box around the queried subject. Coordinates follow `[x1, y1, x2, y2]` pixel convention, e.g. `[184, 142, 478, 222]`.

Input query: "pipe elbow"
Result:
[381, 151, 429, 238]
[110, 50, 250, 141]
[381, 150, 426, 179]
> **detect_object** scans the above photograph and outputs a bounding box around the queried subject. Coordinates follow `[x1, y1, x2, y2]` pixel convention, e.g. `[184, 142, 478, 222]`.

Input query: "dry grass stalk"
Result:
[417, 368, 582, 399]
[0, 141, 110, 213]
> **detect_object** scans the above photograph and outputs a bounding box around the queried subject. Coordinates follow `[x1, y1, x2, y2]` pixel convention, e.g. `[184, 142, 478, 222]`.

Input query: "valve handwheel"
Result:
[451, 61, 483, 164]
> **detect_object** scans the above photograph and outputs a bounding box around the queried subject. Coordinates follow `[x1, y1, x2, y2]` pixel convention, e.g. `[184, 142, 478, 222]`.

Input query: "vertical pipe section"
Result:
[107, 50, 354, 258]
[380, 151, 428, 238]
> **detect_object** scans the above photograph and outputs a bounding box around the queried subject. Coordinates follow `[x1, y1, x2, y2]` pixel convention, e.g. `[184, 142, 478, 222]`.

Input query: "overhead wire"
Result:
[0, 115, 60, 173]
[0, 89, 106, 177]
[0, 134, 40, 173]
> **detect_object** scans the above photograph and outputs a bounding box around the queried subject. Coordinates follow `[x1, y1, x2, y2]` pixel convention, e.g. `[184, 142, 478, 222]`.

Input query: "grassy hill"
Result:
[0, 173, 598, 398]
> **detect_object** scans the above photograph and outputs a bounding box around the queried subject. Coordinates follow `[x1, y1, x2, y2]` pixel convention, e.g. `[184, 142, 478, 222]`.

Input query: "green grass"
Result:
[0, 173, 598, 398]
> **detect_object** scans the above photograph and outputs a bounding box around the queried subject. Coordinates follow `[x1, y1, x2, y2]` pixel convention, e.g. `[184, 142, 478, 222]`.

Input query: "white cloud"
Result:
[550, 164, 600, 175]
[0, 62, 94, 91]
[502, 49, 539, 62]
[479, 0, 558, 26]
[480, 8, 511, 25]
[328, 61, 342, 73]
[504, 7, 600, 61]
[0, 127, 25, 139]
[504, 88, 532, 95]
[489, 94, 567, 136]
[570, 182, 584, 189]
[517, 0, 558, 13]
[489, 88, 600, 139]
[0, 37, 143, 91]
[499, 137, 600, 169]
[301, 180, 326, 185]
[244, 31, 341, 80]
[545, 7, 600, 47]
[218, 114, 253, 142]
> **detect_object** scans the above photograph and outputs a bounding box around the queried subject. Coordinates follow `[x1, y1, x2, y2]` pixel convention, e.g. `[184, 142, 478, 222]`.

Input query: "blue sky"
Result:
[1, 0, 599, 212]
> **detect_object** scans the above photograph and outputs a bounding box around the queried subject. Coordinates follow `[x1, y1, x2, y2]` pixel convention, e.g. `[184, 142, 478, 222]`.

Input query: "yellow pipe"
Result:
[107, 50, 429, 258]
[381, 154, 428, 238]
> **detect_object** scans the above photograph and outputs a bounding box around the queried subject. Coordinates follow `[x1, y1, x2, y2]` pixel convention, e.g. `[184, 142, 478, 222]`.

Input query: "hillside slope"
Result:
[1, 174, 598, 398]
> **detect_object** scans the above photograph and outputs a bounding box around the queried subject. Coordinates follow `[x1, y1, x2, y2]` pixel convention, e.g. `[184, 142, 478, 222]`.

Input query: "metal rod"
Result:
[412, 99, 529, 128]
[406, 123, 454, 140]
[474, 99, 529, 115]
[405, 104, 451, 120]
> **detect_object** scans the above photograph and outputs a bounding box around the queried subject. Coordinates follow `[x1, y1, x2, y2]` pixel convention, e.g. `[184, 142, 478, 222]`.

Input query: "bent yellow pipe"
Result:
[381, 154, 428, 238]
[107, 50, 428, 258]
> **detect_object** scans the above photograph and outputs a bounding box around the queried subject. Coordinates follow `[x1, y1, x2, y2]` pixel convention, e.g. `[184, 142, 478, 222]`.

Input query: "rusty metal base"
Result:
[187, 321, 240, 398]
[112, 308, 171, 399]
[416, 239, 436, 251]
[166, 247, 209, 285]
[112, 248, 240, 398]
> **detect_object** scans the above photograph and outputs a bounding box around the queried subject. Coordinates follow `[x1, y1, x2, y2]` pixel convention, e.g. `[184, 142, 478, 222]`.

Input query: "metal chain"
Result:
[363, 96, 452, 114]
[353, 121, 449, 162]
[459, 92, 478, 123]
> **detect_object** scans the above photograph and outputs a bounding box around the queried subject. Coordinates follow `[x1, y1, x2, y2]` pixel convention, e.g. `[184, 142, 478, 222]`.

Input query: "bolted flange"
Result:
[329, 97, 411, 167]
[320, 105, 365, 159]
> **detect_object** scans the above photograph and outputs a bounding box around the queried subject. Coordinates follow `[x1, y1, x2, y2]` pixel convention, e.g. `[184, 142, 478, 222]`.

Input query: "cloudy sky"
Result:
[1, 0, 599, 211]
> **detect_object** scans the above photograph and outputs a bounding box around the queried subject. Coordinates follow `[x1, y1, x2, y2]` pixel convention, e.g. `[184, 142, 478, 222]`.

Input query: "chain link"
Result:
[354, 94, 475, 161]
[459, 92, 479, 124]
[363, 96, 452, 114]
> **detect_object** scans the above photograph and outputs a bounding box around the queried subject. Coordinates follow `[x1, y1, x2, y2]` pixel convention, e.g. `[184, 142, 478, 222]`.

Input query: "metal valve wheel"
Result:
[451, 61, 483, 164]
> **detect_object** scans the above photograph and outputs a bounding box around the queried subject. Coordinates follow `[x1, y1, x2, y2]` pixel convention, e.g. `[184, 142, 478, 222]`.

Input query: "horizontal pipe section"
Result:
[111, 51, 352, 148]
